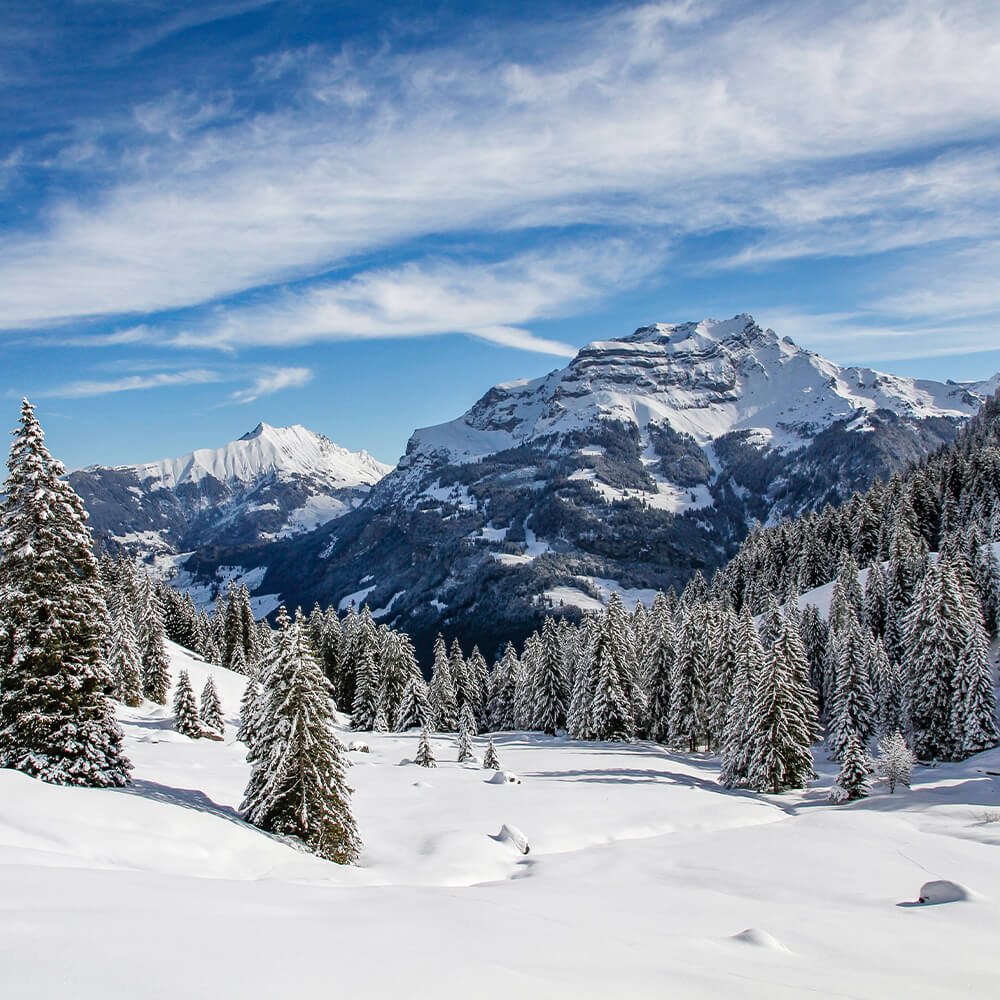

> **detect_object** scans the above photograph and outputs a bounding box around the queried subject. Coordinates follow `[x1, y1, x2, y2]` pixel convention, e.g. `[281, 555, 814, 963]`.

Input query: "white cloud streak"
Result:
[167, 243, 643, 355]
[34, 368, 223, 398]
[230, 366, 313, 404]
[0, 0, 997, 338]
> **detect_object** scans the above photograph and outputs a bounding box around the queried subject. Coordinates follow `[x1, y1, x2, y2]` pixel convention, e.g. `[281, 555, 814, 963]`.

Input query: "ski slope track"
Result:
[1, 641, 999, 998]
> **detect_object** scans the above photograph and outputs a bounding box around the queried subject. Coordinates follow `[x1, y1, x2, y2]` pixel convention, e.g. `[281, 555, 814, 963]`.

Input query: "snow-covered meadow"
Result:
[2, 640, 999, 998]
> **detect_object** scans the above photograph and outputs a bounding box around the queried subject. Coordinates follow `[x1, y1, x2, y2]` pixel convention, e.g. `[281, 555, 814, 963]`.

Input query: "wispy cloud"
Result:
[0, 1, 996, 338]
[30, 368, 223, 399]
[230, 366, 312, 404]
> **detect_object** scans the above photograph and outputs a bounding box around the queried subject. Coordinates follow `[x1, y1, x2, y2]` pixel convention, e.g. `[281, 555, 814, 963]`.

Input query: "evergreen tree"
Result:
[589, 605, 636, 742]
[415, 726, 436, 767]
[350, 608, 381, 731]
[173, 670, 202, 739]
[229, 643, 248, 678]
[237, 676, 263, 750]
[428, 634, 458, 731]
[137, 573, 171, 705]
[483, 736, 501, 770]
[487, 642, 520, 732]
[719, 607, 766, 788]
[240, 612, 361, 864]
[466, 645, 490, 729]
[830, 730, 871, 802]
[827, 618, 876, 760]
[531, 616, 569, 735]
[870, 637, 903, 737]
[644, 614, 675, 744]
[108, 600, 143, 707]
[951, 613, 1000, 756]
[876, 731, 915, 793]
[745, 616, 815, 793]
[200, 676, 224, 734]
[0, 399, 131, 787]
[669, 607, 709, 752]
[457, 712, 475, 763]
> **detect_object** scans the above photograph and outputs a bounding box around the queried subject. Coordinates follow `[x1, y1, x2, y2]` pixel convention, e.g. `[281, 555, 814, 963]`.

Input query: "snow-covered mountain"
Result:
[230, 314, 995, 659]
[69, 422, 392, 566]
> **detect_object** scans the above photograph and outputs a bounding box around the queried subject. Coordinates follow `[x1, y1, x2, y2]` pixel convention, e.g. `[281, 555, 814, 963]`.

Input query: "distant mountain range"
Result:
[73, 314, 1000, 659]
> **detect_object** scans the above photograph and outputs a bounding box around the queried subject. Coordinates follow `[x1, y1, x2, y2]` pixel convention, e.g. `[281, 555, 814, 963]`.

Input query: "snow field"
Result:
[2, 640, 1000, 997]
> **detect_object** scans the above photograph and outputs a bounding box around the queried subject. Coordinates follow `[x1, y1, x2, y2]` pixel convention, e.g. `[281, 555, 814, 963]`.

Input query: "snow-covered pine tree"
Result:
[137, 572, 171, 704]
[459, 700, 478, 738]
[707, 607, 738, 750]
[487, 642, 520, 732]
[483, 736, 501, 770]
[669, 606, 709, 752]
[903, 560, 966, 760]
[0, 399, 131, 787]
[531, 616, 569, 735]
[744, 615, 815, 793]
[427, 634, 458, 731]
[237, 676, 263, 750]
[643, 612, 675, 744]
[449, 638, 473, 715]
[799, 604, 829, 720]
[951, 610, 999, 757]
[229, 643, 248, 678]
[876, 730, 915, 793]
[589, 607, 636, 742]
[200, 676, 224, 735]
[567, 619, 597, 740]
[350, 607, 381, 731]
[415, 726, 436, 767]
[240, 612, 361, 864]
[870, 636, 903, 737]
[457, 710, 475, 763]
[108, 598, 143, 707]
[466, 645, 490, 730]
[830, 730, 871, 802]
[864, 561, 888, 639]
[514, 632, 540, 730]
[173, 670, 202, 739]
[376, 629, 410, 728]
[827, 618, 876, 760]
[395, 671, 432, 731]
[719, 606, 766, 788]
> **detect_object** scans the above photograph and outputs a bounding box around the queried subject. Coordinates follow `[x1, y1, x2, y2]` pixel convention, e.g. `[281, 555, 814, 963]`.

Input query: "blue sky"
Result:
[2, 0, 1000, 469]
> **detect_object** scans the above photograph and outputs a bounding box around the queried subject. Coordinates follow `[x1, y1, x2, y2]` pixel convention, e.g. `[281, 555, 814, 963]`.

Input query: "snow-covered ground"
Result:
[2, 641, 1000, 997]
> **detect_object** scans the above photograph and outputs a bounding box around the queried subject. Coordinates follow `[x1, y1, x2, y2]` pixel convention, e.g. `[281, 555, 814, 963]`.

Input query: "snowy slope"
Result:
[2, 640, 1000, 997]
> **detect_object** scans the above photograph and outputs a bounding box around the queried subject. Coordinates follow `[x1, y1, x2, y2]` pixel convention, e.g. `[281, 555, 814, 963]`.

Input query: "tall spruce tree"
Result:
[173, 670, 202, 739]
[241, 610, 361, 864]
[137, 573, 171, 704]
[531, 616, 569, 735]
[0, 399, 131, 787]
[237, 676, 263, 750]
[644, 613, 675, 744]
[428, 634, 458, 731]
[719, 607, 767, 788]
[108, 600, 143, 708]
[350, 607, 381, 731]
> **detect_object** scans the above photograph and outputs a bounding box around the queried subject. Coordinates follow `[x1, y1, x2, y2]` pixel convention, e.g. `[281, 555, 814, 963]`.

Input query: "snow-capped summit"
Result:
[387, 314, 991, 492]
[68, 423, 393, 572]
[130, 422, 391, 491]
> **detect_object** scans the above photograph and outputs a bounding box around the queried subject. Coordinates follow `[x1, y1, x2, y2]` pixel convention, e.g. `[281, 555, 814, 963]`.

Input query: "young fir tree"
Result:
[395, 672, 432, 732]
[876, 731, 915, 793]
[457, 712, 476, 763]
[240, 610, 361, 864]
[200, 676, 224, 735]
[415, 726, 436, 767]
[173, 670, 202, 739]
[0, 399, 131, 787]
[669, 606, 710, 752]
[428, 634, 458, 731]
[237, 676, 263, 750]
[483, 736, 501, 770]
[108, 599, 144, 707]
[229, 642, 248, 679]
[744, 615, 815, 793]
[830, 730, 871, 802]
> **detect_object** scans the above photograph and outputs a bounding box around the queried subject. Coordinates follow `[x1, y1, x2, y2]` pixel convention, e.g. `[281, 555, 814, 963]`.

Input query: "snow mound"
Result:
[918, 880, 976, 905]
[496, 823, 530, 855]
[729, 928, 790, 952]
[488, 770, 521, 785]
